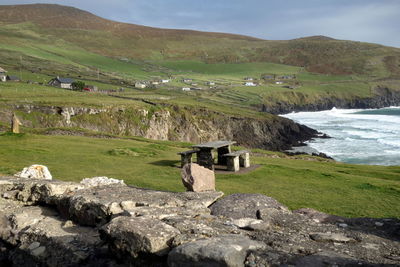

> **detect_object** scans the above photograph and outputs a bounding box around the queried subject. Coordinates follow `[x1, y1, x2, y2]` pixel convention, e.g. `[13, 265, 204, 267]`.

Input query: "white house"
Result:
[275, 81, 283, 85]
[206, 81, 215, 86]
[0, 67, 7, 82]
[182, 87, 191, 91]
[135, 82, 147, 89]
[161, 79, 170, 83]
[244, 82, 256, 86]
[244, 77, 253, 81]
[48, 77, 74, 89]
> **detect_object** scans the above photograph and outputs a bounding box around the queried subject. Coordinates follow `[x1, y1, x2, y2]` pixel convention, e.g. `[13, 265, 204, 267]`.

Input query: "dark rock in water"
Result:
[312, 152, 334, 160]
[0, 176, 399, 266]
[210, 193, 290, 219]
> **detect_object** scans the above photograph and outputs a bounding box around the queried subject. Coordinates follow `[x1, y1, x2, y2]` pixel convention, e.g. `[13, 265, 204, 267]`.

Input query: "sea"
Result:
[281, 107, 400, 166]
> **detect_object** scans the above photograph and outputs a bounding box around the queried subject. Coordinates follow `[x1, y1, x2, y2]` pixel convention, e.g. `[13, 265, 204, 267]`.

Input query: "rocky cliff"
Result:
[0, 177, 398, 266]
[0, 104, 317, 150]
[262, 86, 400, 114]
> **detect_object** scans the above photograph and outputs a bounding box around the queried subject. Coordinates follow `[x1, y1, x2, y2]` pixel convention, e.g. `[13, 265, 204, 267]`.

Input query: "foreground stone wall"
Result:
[0, 177, 398, 266]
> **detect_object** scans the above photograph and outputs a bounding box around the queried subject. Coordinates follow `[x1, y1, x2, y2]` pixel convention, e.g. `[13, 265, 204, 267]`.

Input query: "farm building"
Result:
[244, 82, 257, 86]
[48, 77, 74, 89]
[244, 77, 254, 81]
[135, 82, 147, 89]
[6, 75, 20, 82]
[182, 78, 193, 83]
[0, 67, 7, 82]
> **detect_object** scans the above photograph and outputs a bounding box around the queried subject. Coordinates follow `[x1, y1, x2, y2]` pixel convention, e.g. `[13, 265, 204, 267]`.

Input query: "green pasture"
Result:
[0, 133, 399, 218]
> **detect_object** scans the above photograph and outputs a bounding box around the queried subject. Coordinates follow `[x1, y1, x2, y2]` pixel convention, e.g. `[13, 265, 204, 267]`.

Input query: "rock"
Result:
[210, 193, 289, 219]
[181, 163, 215, 192]
[101, 216, 180, 257]
[310, 233, 356, 243]
[30, 246, 46, 257]
[168, 234, 266, 267]
[14, 165, 52, 180]
[375, 222, 384, 227]
[293, 208, 345, 223]
[230, 218, 270, 231]
[80, 176, 125, 187]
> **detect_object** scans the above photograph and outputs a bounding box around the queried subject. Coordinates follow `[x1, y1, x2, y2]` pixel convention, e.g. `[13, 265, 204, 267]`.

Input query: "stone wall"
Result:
[0, 177, 398, 266]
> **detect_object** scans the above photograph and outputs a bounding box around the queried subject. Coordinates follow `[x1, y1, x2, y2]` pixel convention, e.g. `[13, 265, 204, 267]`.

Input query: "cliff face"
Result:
[262, 87, 400, 114]
[1, 104, 317, 150]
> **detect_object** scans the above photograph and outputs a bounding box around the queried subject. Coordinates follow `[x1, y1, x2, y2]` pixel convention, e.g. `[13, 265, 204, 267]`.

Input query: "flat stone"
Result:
[168, 234, 266, 267]
[210, 193, 289, 219]
[310, 233, 356, 243]
[181, 163, 215, 192]
[101, 216, 180, 257]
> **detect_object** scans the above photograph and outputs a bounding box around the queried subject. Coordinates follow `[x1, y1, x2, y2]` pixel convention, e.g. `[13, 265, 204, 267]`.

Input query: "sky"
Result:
[1, 0, 399, 47]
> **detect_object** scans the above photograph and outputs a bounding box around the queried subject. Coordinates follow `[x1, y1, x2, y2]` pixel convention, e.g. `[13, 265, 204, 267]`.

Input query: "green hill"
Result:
[0, 3, 400, 76]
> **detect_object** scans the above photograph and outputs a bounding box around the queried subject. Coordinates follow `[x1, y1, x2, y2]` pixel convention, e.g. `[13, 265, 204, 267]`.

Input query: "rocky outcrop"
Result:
[0, 176, 398, 266]
[262, 87, 400, 114]
[1, 103, 318, 151]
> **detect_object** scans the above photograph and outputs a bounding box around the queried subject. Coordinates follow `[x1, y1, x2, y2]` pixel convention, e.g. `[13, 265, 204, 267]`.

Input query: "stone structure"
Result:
[0, 176, 398, 266]
[181, 163, 215, 192]
[11, 113, 22, 133]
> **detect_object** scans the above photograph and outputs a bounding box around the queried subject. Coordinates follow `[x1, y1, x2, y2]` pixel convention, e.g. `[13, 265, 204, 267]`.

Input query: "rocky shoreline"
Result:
[0, 176, 398, 266]
[261, 87, 400, 114]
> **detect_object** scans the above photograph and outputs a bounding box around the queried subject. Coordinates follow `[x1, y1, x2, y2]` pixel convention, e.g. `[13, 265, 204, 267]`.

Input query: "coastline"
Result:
[282, 106, 400, 166]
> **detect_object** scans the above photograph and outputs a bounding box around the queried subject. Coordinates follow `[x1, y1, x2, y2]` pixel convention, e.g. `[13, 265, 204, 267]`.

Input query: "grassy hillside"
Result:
[0, 4, 400, 76]
[0, 132, 399, 218]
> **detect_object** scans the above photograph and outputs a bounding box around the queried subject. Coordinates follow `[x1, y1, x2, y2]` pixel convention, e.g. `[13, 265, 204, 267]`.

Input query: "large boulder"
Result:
[168, 234, 266, 267]
[181, 163, 215, 192]
[14, 165, 52, 180]
[210, 193, 289, 219]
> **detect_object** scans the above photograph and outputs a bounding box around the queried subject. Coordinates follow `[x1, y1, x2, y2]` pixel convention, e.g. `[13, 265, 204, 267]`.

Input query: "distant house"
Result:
[48, 77, 74, 89]
[262, 75, 274, 80]
[206, 81, 215, 86]
[275, 81, 283, 85]
[0, 67, 7, 82]
[161, 79, 170, 83]
[182, 87, 191, 91]
[244, 77, 254, 81]
[182, 78, 193, 83]
[278, 75, 295, 80]
[135, 82, 147, 89]
[6, 75, 20, 82]
[244, 82, 257, 86]
[151, 81, 160, 85]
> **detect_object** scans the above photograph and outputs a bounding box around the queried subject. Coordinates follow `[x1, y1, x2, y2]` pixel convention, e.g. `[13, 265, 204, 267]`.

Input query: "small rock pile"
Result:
[0, 175, 398, 266]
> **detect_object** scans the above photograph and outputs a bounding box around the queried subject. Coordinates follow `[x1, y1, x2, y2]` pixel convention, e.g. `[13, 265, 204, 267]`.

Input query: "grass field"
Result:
[0, 132, 399, 218]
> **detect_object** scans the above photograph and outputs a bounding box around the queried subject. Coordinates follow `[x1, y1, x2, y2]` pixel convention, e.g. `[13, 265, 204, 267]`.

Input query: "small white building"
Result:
[275, 81, 283, 85]
[135, 82, 147, 89]
[161, 79, 170, 83]
[0, 67, 7, 82]
[182, 87, 191, 91]
[244, 77, 254, 81]
[206, 81, 215, 86]
[244, 82, 257, 86]
[182, 78, 193, 83]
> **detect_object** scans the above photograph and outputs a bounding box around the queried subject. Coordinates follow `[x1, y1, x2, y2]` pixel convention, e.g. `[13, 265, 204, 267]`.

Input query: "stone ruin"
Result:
[0, 174, 398, 266]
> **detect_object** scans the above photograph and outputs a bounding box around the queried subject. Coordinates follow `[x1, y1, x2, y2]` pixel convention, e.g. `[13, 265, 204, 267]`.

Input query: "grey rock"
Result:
[101, 216, 180, 257]
[181, 163, 215, 192]
[210, 193, 289, 219]
[168, 234, 266, 267]
[310, 233, 356, 243]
